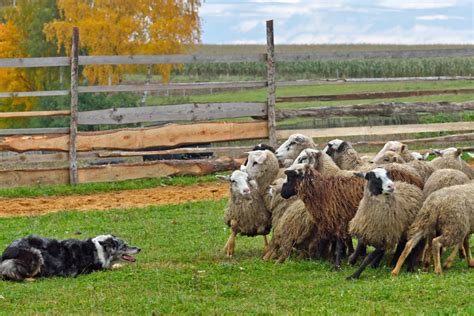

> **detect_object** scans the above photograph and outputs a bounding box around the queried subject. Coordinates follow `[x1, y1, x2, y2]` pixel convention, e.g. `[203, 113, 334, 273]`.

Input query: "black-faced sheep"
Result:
[346, 168, 424, 279]
[262, 179, 318, 263]
[281, 163, 363, 270]
[274, 133, 318, 167]
[220, 170, 272, 256]
[391, 182, 474, 276]
[323, 139, 364, 170]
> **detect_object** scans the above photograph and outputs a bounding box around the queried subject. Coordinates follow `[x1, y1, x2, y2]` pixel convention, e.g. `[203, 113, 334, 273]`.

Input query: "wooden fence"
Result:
[1, 20, 474, 188]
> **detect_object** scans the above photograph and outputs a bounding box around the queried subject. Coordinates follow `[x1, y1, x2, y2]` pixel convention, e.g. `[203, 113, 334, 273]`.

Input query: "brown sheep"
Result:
[281, 163, 364, 270]
[391, 182, 474, 276]
[347, 168, 424, 279]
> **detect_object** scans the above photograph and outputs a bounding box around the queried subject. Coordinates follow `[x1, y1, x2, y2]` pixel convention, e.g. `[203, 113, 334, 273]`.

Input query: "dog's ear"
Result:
[99, 238, 116, 250]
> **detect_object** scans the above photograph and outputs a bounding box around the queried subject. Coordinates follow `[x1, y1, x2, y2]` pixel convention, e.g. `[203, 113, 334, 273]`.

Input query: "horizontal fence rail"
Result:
[275, 101, 474, 120]
[0, 122, 269, 152]
[2, 48, 473, 69]
[276, 88, 474, 103]
[277, 121, 474, 139]
[78, 102, 266, 125]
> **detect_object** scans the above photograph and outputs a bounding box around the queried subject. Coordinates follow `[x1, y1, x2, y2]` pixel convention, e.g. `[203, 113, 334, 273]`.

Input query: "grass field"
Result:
[0, 199, 472, 314]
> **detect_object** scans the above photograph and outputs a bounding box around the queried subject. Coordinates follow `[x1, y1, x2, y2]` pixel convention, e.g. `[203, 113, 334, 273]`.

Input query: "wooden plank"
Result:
[275, 101, 474, 120]
[0, 90, 69, 98]
[0, 110, 70, 118]
[69, 27, 79, 185]
[352, 133, 474, 147]
[0, 158, 243, 188]
[78, 81, 266, 93]
[276, 76, 474, 86]
[0, 151, 98, 164]
[277, 122, 474, 139]
[78, 54, 266, 65]
[276, 88, 474, 103]
[266, 20, 277, 148]
[78, 102, 267, 125]
[0, 122, 268, 152]
[0, 128, 69, 136]
[1, 48, 472, 69]
[97, 146, 254, 158]
[275, 48, 474, 62]
[0, 57, 70, 68]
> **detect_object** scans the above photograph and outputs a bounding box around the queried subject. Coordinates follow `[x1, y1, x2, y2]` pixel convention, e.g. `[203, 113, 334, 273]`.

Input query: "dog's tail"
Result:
[0, 249, 43, 281]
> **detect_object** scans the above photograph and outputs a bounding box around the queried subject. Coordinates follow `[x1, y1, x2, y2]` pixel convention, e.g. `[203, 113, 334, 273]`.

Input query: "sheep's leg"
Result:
[421, 236, 433, 272]
[370, 250, 385, 269]
[431, 236, 444, 275]
[315, 239, 330, 260]
[224, 231, 237, 257]
[463, 236, 474, 268]
[391, 232, 423, 277]
[405, 238, 425, 273]
[263, 235, 269, 252]
[346, 248, 385, 280]
[344, 237, 354, 256]
[332, 239, 345, 271]
[443, 244, 460, 270]
[391, 239, 407, 267]
[348, 238, 366, 266]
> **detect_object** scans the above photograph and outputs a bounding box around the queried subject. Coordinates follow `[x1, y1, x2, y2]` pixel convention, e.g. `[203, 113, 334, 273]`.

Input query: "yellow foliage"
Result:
[0, 20, 36, 127]
[44, 0, 201, 84]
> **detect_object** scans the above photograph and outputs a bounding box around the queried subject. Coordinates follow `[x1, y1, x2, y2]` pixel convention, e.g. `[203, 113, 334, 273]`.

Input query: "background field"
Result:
[0, 198, 472, 314]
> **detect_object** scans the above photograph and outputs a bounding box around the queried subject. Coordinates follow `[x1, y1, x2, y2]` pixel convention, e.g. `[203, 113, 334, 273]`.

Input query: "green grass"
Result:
[0, 173, 220, 198]
[0, 200, 472, 314]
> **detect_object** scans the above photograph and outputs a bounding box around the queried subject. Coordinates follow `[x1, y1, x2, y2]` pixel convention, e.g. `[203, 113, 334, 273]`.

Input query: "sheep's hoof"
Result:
[434, 268, 443, 276]
[443, 261, 453, 270]
[25, 278, 35, 282]
[345, 275, 358, 281]
[390, 270, 399, 277]
[468, 259, 474, 268]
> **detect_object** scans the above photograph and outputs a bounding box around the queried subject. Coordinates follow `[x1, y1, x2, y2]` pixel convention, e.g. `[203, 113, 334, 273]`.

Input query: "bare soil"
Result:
[0, 182, 228, 217]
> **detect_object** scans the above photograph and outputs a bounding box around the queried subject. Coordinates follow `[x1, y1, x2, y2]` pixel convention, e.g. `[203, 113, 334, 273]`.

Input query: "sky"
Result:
[199, 0, 474, 44]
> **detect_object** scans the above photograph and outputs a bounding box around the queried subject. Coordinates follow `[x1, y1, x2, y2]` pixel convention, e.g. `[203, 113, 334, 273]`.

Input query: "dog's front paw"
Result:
[111, 263, 124, 270]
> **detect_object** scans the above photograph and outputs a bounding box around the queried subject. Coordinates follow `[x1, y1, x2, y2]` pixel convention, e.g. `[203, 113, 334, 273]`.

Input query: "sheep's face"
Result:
[219, 170, 252, 198]
[371, 141, 407, 163]
[323, 139, 347, 158]
[275, 134, 313, 167]
[356, 168, 394, 195]
[281, 164, 305, 199]
[293, 148, 320, 166]
[372, 151, 405, 164]
[245, 150, 272, 179]
[410, 152, 424, 161]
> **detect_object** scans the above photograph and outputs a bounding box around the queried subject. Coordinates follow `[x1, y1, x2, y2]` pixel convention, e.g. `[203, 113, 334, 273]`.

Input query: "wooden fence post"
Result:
[266, 20, 277, 147]
[69, 27, 79, 185]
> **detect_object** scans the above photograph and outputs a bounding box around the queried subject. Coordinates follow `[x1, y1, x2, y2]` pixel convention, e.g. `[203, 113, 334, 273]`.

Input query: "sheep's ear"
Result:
[400, 144, 408, 152]
[422, 152, 430, 160]
[337, 141, 349, 152]
[295, 135, 306, 143]
[216, 175, 230, 182]
[254, 151, 268, 164]
[432, 149, 442, 156]
[455, 148, 463, 157]
[354, 172, 365, 178]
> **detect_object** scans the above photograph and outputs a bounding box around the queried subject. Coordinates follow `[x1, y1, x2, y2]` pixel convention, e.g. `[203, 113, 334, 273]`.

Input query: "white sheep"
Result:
[219, 170, 271, 256]
[274, 134, 318, 167]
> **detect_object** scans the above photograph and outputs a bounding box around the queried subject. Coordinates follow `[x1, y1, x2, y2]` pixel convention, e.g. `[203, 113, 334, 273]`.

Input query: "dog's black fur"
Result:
[0, 235, 140, 281]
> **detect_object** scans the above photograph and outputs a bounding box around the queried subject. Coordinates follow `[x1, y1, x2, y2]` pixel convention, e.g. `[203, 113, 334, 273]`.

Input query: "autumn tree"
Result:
[0, 0, 61, 127]
[44, 0, 201, 85]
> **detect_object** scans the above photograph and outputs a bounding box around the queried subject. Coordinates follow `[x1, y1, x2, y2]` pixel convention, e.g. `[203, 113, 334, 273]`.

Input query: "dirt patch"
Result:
[0, 182, 228, 217]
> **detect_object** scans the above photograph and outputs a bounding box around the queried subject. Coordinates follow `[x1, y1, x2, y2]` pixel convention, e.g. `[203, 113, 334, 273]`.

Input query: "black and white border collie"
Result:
[0, 235, 140, 281]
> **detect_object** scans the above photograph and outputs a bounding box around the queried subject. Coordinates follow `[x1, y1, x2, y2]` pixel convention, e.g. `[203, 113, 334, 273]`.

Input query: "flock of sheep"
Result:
[219, 134, 474, 279]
